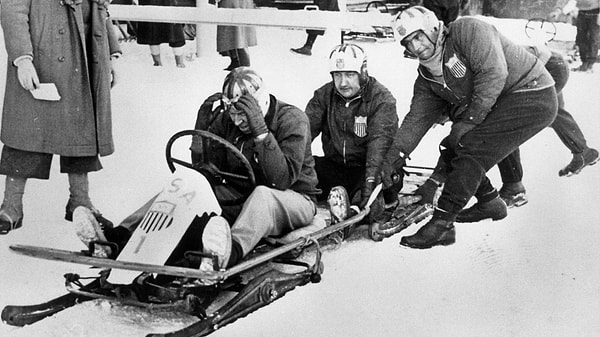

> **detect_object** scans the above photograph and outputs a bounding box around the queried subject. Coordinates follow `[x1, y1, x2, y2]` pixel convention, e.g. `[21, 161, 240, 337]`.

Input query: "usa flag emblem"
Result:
[354, 116, 367, 137]
[445, 54, 466, 78]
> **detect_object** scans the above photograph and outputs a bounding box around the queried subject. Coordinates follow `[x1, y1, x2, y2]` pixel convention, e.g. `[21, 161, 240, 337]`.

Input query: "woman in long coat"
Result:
[136, 0, 187, 67]
[0, 0, 121, 234]
[217, 0, 258, 70]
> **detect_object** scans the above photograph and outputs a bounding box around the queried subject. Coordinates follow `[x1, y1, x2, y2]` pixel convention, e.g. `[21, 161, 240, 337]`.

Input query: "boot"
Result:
[558, 148, 599, 177]
[224, 56, 240, 71]
[73, 206, 112, 258]
[291, 45, 312, 56]
[456, 196, 507, 223]
[400, 217, 455, 249]
[290, 33, 317, 56]
[0, 176, 26, 234]
[235, 48, 250, 67]
[198, 216, 232, 279]
[499, 181, 528, 208]
[65, 173, 113, 229]
[74, 206, 131, 258]
[175, 55, 186, 68]
[151, 53, 162, 66]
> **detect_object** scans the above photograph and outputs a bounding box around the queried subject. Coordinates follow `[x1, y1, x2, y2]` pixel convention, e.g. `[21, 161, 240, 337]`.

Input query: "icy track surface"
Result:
[1, 15, 599, 337]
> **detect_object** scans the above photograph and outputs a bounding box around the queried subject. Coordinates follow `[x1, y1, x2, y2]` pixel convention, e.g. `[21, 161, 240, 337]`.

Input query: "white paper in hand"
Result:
[30, 83, 61, 101]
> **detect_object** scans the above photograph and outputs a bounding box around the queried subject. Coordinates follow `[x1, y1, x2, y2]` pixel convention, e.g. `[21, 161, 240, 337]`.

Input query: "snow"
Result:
[1, 13, 600, 337]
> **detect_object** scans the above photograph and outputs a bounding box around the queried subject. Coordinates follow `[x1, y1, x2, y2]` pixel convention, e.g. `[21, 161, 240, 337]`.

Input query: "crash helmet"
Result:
[328, 43, 369, 83]
[221, 67, 269, 115]
[392, 6, 440, 47]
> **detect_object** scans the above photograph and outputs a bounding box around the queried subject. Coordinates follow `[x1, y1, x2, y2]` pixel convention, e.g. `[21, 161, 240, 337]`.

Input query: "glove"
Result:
[392, 156, 406, 174]
[235, 93, 268, 138]
[195, 92, 222, 130]
[414, 178, 440, 205]
[358, 178, 377, 209]
[448, 121, 476, 148]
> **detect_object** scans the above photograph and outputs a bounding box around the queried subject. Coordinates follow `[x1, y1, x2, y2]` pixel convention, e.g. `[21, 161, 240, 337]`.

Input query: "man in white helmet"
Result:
[73, 67, 320, 274]
[305, 43, 399, 227]
[388, 7, 558, 249]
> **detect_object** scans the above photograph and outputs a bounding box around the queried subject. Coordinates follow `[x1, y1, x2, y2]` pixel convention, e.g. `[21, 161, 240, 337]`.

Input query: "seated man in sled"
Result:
[305, 43, 400, 225]
[73, 67, 321, 273]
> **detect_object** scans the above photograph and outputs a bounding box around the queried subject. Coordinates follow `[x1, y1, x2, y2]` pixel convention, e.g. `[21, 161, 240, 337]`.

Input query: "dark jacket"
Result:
[305, 76, 398, 182]
[393, 17, 555, 157]
[199, 95, 320, 198]
[1, 0, 121, 157]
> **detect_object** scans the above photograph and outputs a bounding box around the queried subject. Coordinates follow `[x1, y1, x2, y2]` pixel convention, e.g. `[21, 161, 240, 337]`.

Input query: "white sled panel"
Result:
[109, 170, 221, 284]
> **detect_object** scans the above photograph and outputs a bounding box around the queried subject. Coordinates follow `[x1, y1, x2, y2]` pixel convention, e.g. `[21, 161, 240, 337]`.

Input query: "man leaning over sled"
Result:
[387, 6, 557, 249]
[72, 67, 321, 273]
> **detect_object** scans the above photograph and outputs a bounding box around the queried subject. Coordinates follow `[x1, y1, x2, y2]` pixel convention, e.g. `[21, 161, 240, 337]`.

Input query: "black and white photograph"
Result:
[1, 0, 599, 336]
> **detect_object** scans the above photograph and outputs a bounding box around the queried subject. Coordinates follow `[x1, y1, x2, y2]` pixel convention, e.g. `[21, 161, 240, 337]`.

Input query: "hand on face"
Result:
[234, 93, 268, 138]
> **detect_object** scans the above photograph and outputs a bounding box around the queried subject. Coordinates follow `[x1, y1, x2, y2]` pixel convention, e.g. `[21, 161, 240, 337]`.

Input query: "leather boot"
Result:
[0, 176, 26, 234]
[499, 181, 528, 208]
[456, 196, 507, 223]
[65, 173, 113, 229]
[400, 217, 455, 249]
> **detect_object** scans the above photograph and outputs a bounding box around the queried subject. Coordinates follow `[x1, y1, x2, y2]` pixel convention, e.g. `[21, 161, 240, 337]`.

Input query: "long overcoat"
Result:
[0, 0, 121, 157]
[216, 0, 257, 53]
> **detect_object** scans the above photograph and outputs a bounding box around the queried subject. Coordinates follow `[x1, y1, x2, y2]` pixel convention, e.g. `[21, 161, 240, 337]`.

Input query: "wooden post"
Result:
[195, 0, 216, 58]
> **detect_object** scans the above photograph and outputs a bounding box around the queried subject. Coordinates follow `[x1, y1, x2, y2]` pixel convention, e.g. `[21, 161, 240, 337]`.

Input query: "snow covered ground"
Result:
[1, 13, 600, 337]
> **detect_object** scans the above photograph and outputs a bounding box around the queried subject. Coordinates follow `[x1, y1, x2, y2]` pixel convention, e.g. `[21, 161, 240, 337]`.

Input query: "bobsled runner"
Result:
[2, 130, 432, 337]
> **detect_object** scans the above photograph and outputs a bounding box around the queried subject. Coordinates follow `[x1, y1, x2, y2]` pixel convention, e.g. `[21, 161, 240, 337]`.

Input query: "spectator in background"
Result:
[290, 0, 340, 56]
[0, 0, 121, 234]
[550, 0, 599, 72]
[217, 0, 258, 70]
[136, 0, 187, 68]
[422, 0, 468, 25]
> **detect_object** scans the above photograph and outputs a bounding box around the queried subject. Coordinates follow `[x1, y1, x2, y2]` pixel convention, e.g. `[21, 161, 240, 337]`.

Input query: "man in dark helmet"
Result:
[72, 67, 320, 275]
[304, 43, 400, 226]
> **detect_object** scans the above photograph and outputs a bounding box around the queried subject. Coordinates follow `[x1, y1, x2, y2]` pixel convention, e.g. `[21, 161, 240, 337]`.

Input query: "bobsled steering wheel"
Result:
[525, 18, 557, 43]
[165, 129, 256, 205]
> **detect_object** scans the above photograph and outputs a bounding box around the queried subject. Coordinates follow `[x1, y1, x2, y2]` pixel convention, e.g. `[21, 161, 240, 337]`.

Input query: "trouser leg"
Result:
[497, 149, 523, 184]
[313, 156, 364, 202]
[437, 87, 557, 216]
[230, 186, 316, 256]
[550, 100, 588, 154]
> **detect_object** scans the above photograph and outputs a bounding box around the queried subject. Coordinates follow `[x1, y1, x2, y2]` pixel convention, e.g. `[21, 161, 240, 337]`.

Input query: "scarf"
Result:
[418, 22, 447, 78]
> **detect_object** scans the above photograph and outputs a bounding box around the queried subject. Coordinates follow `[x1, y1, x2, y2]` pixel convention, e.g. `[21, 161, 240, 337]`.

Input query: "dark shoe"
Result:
[290, 45, 312, 56]
[0, 208, 23, 235]
[399, 218, 455, 249]
[456, 196, 507, 223]
[65, 200, 114, 230]
[559, 148, 599, 177]
[499, 182, 528, 208]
